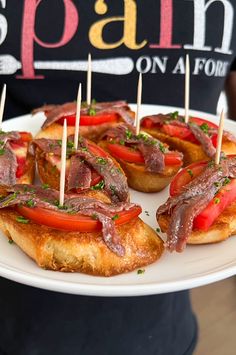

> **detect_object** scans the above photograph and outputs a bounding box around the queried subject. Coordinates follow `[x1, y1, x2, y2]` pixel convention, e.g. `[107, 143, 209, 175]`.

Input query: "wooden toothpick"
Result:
[87, 53, 92, 106]
[59, 119, 67, 206]
[0, 84, 6, 130]
[74, 83, 82, 150]
[135, 73, 142, 135]
[215, 110, 225, 165]
[184, 54, 190, 124]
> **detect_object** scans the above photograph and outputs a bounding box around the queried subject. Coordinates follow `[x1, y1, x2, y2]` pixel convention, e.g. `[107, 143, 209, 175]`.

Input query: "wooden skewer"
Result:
[74, 83, 82, 150]
[184, 54, 190, 124]
[135, 73, 142, 135]
[0, 84, 6, 130]
[215, 109, 225, 165]
[87, 53, 92, 106]
[59, 119, 67, 206]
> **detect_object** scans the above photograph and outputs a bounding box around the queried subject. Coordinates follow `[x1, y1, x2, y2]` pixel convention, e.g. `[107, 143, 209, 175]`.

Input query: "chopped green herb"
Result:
[42, 183, 50, 190]
[208, 161, 215, 168]
[88, 108, 96, 116]
[125, 129, 133, 139]
[26, 199, 35, 207]
[67, 210, 77, 215]
[119, 139, 125, 146]
[137, 269, 145, 274]
[91, 98, 97, 105]
[97, 157, 107, 165]
[214, 182, 221, 188]
[8, 239, 14, 244]
[214, 198, 220, 204]
[67, 141, 74, 149]
[0, 148, 5, 155]
[0, 140, 4, 146]
[112, 214, 119, 221]
[81, 146, 88, 151]
[91, 180, 105, 190]
[200, 123, 209, 134]
[156, 227, 161, 233]
[187, 169, 193, 178]
[58, 140, 62, 147]
[159, 143, 165, 153]
[170, 111, 179, 119]
[91, 213, 98, 220]
[223, 177, 231, 186]
[16, 216, 29, 224]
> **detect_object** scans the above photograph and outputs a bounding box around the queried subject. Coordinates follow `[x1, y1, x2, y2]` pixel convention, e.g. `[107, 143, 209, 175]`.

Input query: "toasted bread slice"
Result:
[0, 208, 164, 276]
[98, 140, 181, 192]
[158, 200, 236, 245]
[35, 111, 135, 143]
[142, 128, 236, 166]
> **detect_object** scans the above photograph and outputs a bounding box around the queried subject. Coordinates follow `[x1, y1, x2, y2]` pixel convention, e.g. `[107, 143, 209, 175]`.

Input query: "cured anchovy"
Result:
[32, 101, 133, 128]
[0, 185, 139, 256]
[33, 136, 129, 202]
[157, 157, 236, 252]
[189, 124, 216, 158]
[102, 123, 177, 173]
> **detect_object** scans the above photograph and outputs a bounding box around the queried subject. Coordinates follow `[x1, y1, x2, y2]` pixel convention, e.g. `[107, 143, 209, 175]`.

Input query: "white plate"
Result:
[1, 104, 236, 297]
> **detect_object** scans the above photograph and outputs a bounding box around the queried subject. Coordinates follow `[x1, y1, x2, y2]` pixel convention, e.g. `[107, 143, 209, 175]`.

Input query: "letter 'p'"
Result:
[18, 0, 79, 79]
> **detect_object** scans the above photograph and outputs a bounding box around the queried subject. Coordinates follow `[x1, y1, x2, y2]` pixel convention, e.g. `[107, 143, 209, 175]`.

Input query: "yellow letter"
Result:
[89, 0, 147, 50]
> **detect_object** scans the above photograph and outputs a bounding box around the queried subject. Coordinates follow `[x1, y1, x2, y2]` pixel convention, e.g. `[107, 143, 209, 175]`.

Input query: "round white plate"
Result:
[1, 104, 236, 297]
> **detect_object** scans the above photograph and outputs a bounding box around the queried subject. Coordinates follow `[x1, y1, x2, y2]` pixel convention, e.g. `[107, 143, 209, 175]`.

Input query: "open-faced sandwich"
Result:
[33, 100, 134, 142]
[0, 184, 163, 276]
[32, 135, 129, 203]
[98, 124, 183, 192]
[141, 112, 236, 165]
[0, 130, 34, 185]
[157, 155, 236, 252]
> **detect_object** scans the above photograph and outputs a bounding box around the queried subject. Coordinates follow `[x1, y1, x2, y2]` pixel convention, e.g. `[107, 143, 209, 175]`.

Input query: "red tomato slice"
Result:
[16, 205, 142, 232]
[141, 117, 161, 129]
[161, 124, 198, 143]
[170, 161, 207, 196]
[193, 179, 236, 231]
[15, 157, 26, 178]
[107, 143, 182, 166]
[190, 117, 218, 129]
[58, 113, 118, 126]
[19, 132, 33, 142]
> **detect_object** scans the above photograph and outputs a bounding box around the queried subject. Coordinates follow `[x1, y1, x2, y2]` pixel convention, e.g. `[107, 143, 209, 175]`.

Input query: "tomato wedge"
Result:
[58, 113, 118, 126]
[193, 179, 236, 231]
[170, 161, 207, 196]
[107, 143, 182, 166]
[16, 205, 142, 232]
[142, 115, 218, 145]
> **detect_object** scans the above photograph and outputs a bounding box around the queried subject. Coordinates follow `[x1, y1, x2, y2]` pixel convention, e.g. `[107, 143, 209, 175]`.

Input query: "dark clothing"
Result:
[0, 278, 197, 355]
[1, 1, 236, 117]
[1, 1, 235, 354]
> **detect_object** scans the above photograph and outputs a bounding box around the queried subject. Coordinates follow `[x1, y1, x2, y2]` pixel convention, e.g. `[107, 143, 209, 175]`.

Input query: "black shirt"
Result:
[0, 0, 236, 117]
[1, 1, 235, 354]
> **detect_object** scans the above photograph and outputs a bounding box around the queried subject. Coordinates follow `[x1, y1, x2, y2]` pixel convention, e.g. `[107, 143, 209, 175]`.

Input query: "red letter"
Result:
[18, 0, 79, 79]
[149, 0, 181, 49]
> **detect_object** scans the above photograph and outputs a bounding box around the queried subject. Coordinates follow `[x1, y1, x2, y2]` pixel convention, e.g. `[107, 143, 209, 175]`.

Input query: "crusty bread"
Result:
[0, 208, 164, 276]
[142, 128, 236, 166]
[35, 111, 135, 143]
[98, 140, 181, 192]
[158, 200, 236, 245]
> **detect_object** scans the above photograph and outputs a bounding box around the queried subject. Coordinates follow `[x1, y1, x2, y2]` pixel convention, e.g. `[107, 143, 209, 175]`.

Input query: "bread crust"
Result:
[98, 140, 181, 192]
[0, 208, 164, 276]
[142, 128, 236, 166]
[35, 111, 135, 142]
[157, 200, 236, 245]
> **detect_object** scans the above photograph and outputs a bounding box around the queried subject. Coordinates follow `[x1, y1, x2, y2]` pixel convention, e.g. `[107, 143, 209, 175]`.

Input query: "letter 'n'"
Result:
[184, 0, 234, 54]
